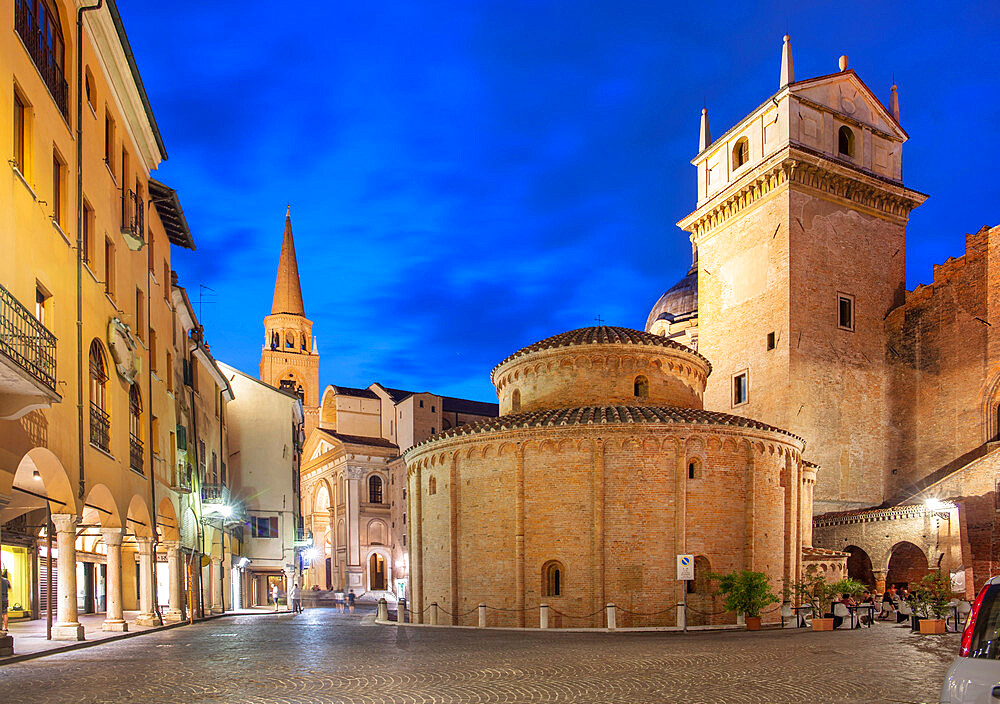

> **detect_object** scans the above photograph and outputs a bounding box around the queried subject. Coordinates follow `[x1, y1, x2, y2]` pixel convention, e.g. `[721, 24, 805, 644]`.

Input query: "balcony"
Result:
[293, 529, 313, 548]
[121, 189, 145, 250]
[0, 284, 60, 419]
[129, 433, 144, 474]
[170, 462, 193, 494]
[201, 483, 231, 506]
[13, 0, 69, 118]
[89, 403, 110, 452]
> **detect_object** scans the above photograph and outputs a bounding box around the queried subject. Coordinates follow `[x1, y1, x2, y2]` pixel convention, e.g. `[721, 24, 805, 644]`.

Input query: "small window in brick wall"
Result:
[838, 294, 855, 331]
[766, 332, 776, 351]
[688, 458, 700, 480]
[732, 371, 748, 406]
[428, 476, 437, 495]
[634, 375, 649, 399]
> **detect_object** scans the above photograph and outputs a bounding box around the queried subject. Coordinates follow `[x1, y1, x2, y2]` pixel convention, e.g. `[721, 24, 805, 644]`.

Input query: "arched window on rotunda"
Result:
[732, 137, 749, 169]
[542, 561, 563, 597]
[634, 375, 649, 399]
[511, 388, 521, 412]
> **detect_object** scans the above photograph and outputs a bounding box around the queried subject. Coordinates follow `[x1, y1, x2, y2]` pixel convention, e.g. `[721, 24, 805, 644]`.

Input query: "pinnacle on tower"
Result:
[890, 82, 900, 123]
[780, 34, 794, 87]
[270, 207, 306, 316]
[699, 107, 711, 153]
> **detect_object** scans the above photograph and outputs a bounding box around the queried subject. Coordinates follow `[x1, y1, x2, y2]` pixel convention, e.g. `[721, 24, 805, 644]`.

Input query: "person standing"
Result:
[289, 582, 302, 614]
[0, 569, 10, 633]
[347, 589, 355, 613]
[272, 583, 279, 611]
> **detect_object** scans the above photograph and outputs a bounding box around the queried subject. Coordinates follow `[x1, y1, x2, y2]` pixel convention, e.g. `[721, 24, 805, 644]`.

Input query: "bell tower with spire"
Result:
[260, 207, 320, 434]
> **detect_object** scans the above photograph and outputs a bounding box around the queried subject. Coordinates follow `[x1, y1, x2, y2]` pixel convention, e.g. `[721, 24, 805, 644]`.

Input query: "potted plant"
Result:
[912, 571, 952, 634]
[792, 567, 838, 631]
[711, 570, 778, 630]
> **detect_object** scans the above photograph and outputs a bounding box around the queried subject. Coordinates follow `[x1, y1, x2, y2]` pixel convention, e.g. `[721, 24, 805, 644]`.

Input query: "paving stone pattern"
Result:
[1, 607, 957, 703]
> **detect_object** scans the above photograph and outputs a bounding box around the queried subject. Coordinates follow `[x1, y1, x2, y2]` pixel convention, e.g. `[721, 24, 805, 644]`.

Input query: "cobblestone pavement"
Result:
[1, 607, 957, 703]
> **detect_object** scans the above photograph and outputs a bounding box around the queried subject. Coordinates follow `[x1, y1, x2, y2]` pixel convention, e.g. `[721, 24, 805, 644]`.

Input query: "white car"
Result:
[941, 576, 1000, 703]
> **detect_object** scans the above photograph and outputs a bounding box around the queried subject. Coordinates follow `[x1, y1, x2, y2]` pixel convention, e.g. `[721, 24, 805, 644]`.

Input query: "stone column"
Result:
[284, 566, 296, 611]
[135, 537, 160, 626]
[872, 570, 886, 596]
[101, 528, 128, 631]
[344, 467, 363, 590]
[51, 513, 85, 640]
[162, 541, 184, 622]
[210, 557, 224, 614]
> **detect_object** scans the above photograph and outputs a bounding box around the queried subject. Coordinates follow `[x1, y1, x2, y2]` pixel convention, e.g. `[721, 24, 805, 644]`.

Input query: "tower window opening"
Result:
[838, 294, 855, 331]
[301, 333, 307, 351]
[732, 137, 749, 169]
[766, 332, 776, 351]
[688, 459, 700, 480]
[732, 371, 748, 407]
[838, 126, 855, 157]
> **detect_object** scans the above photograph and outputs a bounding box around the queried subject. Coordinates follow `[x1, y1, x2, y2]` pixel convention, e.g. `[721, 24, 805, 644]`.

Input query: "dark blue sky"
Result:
[120, 0, 999, 403]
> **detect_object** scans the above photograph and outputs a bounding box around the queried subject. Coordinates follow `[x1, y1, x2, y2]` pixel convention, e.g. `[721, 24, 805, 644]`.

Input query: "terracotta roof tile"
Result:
[406, 404, 803, 453]
[492, 326, 711, 377]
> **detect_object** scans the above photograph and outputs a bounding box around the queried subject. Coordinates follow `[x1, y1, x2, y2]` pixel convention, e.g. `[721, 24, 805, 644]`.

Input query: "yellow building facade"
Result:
[0, 0, 240, 652]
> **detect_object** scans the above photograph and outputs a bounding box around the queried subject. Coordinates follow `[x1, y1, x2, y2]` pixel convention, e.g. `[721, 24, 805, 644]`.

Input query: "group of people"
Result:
[879, 583, 912, 622]
[829, 590, 879, 628]
[272, 583, 356, 614]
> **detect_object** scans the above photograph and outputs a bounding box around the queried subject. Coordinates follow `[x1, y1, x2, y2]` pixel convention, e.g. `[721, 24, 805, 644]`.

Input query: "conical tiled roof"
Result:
[492, 325, 710, 376]
[271, 208, 305, 316]
[406, 404, 803, 454]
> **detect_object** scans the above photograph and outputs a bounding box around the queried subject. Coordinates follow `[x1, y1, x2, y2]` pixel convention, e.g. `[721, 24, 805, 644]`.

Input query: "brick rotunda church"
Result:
[404, 327, 814, 627]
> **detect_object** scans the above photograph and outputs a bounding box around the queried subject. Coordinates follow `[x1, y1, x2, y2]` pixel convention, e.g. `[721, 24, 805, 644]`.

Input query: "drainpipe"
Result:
[76, 1, 104, 501]
[146, 235, 161, 624]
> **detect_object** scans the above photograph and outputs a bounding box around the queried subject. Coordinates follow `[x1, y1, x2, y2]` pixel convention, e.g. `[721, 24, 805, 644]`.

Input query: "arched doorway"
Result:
[846, 546, 875, 591]
[686, 556, 717, 626]
[369, 553, 386, 591]
[886, 541, 929, 591]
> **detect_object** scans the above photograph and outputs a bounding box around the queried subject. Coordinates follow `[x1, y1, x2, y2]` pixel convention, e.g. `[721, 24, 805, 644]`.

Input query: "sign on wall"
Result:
[677, 554, 694, 581]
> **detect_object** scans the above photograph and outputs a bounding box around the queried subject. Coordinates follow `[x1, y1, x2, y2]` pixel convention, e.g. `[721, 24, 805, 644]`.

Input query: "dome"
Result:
[645, 266, 697, 332]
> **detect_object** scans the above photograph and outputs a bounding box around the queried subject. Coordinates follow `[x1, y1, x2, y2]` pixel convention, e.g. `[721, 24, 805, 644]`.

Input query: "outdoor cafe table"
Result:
[848, 604, 875, 629]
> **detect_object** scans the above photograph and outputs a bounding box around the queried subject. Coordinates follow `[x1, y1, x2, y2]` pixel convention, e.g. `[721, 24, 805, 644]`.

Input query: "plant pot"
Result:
[745, 616, 762, 631]
[812, 617, 835, 631]
[919, 618, 946, 634]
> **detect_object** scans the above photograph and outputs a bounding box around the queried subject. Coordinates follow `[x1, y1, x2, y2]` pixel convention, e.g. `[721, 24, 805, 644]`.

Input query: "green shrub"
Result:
[711, 570, 778, 618]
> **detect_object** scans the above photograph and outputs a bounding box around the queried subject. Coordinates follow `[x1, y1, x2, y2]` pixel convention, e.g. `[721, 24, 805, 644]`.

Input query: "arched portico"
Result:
[845, 545, 875, 591]
[886, 541, 930, 591]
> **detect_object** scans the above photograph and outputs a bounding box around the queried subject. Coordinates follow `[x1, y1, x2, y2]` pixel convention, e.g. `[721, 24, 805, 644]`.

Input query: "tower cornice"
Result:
[678, 145, 927, 241]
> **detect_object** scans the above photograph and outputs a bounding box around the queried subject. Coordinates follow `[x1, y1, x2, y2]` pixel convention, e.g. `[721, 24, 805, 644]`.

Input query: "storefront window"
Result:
[1, 545, 33, 618]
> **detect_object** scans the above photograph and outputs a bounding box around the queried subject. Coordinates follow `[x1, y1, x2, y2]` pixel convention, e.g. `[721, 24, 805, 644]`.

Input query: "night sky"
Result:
[118, 0, 999, 403]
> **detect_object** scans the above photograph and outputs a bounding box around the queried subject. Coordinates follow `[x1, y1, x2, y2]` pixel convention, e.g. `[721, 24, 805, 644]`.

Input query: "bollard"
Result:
[398, 597, 407, 623]
[606, 603, 617, 630]
[478, 603, 487, 628]
[430, 602, 439, 625]
[377, 597, 388, 622]
[677, 601, 686, 631]
[540, 603, 550, 629]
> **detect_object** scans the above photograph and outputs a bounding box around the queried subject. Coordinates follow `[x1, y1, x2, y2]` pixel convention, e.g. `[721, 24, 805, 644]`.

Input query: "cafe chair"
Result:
[833, 602, 852, 629]
[878, 600, 894, 620]
[897, 601, 913, 627]
[780, 603, 794, 628]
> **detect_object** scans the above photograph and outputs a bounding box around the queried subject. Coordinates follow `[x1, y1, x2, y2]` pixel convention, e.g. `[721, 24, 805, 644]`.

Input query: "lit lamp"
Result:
[32, 469, 41, 481]
[302, 548, 319, 563]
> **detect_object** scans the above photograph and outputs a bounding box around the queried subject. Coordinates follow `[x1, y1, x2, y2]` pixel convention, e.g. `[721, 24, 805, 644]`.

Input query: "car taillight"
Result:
[960, 584, 991, 657]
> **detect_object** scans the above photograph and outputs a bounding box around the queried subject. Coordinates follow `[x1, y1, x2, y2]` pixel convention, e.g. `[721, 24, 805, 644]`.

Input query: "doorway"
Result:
[369, 553, 386, 591]
[325, 557, 332, 589]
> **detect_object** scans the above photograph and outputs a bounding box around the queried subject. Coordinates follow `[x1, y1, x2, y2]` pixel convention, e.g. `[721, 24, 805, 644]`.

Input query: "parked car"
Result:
[941, 576, 1000, 703]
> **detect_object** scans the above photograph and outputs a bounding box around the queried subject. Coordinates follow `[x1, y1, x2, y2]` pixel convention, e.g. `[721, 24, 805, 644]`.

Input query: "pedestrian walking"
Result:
[290, 582, 302, 614]
[335, 591, 344, 613]
[348, 589, 355, 613]
[272, 583, 279, 611]
[1, 568, 11, 633]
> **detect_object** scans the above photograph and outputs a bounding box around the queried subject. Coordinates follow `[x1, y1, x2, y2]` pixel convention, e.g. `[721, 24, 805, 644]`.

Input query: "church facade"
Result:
[256, 211, 498, 599]
[649, 37, 1000, 597]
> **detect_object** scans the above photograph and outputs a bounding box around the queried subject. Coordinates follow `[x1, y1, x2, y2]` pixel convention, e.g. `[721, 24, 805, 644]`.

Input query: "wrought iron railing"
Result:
[129, 433, 144, 473]
[13, 0, 69, 117]
[121, 189, 144, 239]
[0, 284, 57, 392]
[201, 483, 230, 505]
[171, 462, 193, 493]
[90, 403, 110, 452]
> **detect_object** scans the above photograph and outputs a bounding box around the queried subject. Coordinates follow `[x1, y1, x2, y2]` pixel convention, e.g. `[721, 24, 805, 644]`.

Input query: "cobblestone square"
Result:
[0, 608, 957, 703]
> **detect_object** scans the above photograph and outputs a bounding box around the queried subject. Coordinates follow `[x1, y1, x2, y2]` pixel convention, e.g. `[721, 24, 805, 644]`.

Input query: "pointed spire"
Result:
[270, 208, 306, 316]
[780, 34, 794, 87]
[699, 107, 711, 152]
[890, 81, 900, 123]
